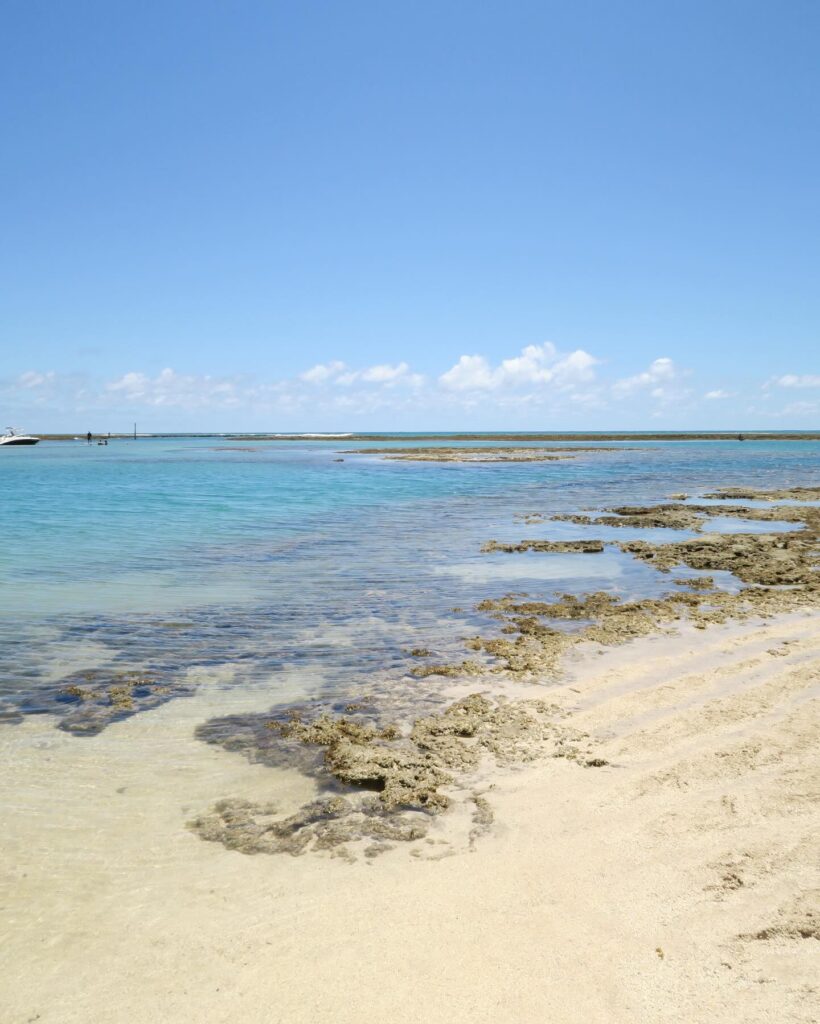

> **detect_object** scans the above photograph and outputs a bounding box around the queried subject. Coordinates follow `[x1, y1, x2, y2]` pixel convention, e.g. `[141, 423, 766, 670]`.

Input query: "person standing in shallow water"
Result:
[86, 431, 92, 444]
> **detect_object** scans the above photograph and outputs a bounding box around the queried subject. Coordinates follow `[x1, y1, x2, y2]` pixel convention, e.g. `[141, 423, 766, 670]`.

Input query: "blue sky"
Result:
[2, 0, 818, 430]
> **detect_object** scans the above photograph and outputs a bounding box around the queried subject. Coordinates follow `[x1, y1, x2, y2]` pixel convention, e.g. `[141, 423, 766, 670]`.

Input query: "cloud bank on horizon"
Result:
[3, 343, 818, 431]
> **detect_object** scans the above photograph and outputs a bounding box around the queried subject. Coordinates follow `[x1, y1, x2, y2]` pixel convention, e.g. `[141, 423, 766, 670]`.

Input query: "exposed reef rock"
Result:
[551, 499, 819, 535]
[469, 579, 819, 678]
[343, 445, 641, 463]
[467, 591, 678, 675]
[619, 533, 817, 587]
[268, 711, 401, 747]
[266, 707, 451, 811]
[549, 509, 700, 530]
[703, 486, 820, 502]
[468, 493, 820, 678]
[190, 795, 430, 858]
[192, 691, 597, 859]
[551, 506, 704, 531]
[348, 447, 572, 463]
[324, 740, 452, 811]
[674, 575, 716, 590]
[482, 539, 605, 554]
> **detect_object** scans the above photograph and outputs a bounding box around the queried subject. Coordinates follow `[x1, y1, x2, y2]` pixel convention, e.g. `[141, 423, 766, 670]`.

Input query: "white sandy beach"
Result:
[2, 612, 818, 1024]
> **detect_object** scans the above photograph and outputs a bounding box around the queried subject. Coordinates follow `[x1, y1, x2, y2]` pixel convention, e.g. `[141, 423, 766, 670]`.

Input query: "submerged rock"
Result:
[0, 704, 24, 726]
[9, 667, 193, 736]
[674, 576, 716, 590]
[410, 659, 484, 679]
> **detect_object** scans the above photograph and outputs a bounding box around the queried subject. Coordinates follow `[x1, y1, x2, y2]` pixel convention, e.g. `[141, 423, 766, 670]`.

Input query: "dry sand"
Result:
[1, 612, 818, 1023]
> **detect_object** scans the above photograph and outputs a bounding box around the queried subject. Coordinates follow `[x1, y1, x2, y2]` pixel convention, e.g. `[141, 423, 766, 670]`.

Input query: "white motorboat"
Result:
[0, 427, 40, 446]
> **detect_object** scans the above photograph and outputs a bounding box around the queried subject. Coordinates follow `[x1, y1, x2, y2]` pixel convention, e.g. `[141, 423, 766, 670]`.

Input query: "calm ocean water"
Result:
[1, 436, 818, 723]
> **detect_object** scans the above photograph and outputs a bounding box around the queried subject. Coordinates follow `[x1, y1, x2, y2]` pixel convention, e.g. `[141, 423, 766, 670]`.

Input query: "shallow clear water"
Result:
[1, 436, 818, 722]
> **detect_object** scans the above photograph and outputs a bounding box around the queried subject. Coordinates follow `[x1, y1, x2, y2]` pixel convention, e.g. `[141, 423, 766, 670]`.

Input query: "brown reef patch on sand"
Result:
[191, 691, 601, 859]
[190, 795, 431, 860]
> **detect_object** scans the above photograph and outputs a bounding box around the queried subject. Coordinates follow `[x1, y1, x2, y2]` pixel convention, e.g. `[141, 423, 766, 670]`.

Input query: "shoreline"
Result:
[1, 612, 817, 1022]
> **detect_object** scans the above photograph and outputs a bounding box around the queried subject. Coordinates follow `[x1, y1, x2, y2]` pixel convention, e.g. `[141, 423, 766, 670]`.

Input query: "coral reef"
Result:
[190, 795, 430, 858]
[343, 445, 641, 463]
[8, 668, 192, 735]
[703, 486, 820, 502]
[481, 539, 605, 554]
[192, 691, 597, 858]
[465, 492, 819, 677]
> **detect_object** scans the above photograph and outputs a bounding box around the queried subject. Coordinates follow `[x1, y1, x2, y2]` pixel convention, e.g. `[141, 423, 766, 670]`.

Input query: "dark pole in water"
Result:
[133, 423, 137, 440]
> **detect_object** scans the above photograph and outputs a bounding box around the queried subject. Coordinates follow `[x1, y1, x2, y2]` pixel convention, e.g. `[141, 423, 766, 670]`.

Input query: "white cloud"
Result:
[438, 343, 599, 392]
[552, 349, 599, 384]
[770, 374, 820, 388]
[17, 371, 56, 389]
[300, 361, 348, 383]
[3, 370, 88, 410]
[438, 354, 496, 391]
[612, 358, 694, 408]
[301, 360, 422, 388]
[777, 399, 820, 416]
[10, 341, 785, 428]
[359, 362, 410, 383]
[105, 368, 241, 409]
[613, 357, 680, 396]
[496, 343, 558, 386]
[340, 362, 423, 387]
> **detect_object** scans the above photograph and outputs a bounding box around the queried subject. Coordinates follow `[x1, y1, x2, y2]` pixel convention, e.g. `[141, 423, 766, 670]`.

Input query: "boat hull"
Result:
[0, 437, 39, 446]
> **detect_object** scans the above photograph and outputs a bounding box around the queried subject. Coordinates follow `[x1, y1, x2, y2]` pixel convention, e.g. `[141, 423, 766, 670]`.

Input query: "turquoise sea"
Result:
[1, 435, 819, 729]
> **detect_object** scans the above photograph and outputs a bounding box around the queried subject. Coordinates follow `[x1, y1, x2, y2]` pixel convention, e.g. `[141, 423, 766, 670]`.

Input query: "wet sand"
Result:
[2, 612, 817, 1024]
